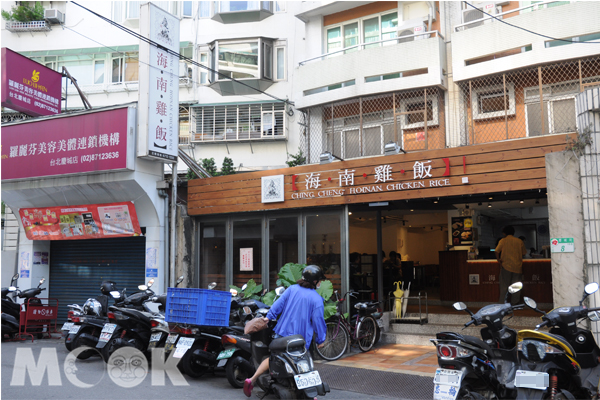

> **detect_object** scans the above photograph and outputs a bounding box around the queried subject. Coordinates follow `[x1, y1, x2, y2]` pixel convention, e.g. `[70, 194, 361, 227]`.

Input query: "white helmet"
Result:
[82, 298, 102, 316]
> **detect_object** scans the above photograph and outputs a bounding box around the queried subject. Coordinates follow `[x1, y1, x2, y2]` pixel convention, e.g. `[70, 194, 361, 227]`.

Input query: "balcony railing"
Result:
[5, 20, 51, 33]
[454, 0, 571, 32]
[298, 31, 444, 67]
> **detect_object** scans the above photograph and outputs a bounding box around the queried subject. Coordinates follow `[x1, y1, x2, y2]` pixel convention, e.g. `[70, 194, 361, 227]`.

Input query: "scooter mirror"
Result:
[523, 297, 537, 310]
[508, 282, 523, 294]
[138, 285, 148, 291]
[176, 276, 184, 285]
[110, 291, 121, 299]
[585, 282, 599, 295]
[39, 278, 46, 285]
[8, 286, 17, 291]
[230, 289, 238, 296]
[275, 286, 285, 296]
[588, 311, 600, 322]
[208, 282, 217, 290]
[453, 302, 467, 311]
[147, 279, 155, 288]
[241, 284, 248, 291]
[11, 273, 19, 282]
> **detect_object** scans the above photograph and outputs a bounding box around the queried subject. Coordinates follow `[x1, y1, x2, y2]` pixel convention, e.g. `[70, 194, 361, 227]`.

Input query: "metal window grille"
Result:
[456, 56, 600, 145]
[299, 87, 446, 164]
[189, 102, 286, 142]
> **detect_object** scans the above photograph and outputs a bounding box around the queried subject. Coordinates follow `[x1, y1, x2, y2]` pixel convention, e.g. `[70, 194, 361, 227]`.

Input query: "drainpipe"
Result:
[158, 189, 169, 291]
[426, 1, 434, 32]
[170, 164, 177, 287]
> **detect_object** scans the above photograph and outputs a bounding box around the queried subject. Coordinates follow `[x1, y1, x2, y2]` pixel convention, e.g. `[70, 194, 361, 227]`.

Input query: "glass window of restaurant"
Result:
[196, 209, 345, 293]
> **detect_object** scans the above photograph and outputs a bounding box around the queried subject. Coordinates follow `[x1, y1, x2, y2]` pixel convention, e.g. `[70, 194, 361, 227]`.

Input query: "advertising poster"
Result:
[20, 251, 30, 278]
[451, 217, 473, 245]
[146, 247, 158, 278]
[19, 201, 142, 241]
[240, 248, 253, 271]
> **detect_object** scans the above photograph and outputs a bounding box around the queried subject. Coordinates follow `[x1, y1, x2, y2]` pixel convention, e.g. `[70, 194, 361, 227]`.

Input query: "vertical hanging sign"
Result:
[138, 3, 180, 162]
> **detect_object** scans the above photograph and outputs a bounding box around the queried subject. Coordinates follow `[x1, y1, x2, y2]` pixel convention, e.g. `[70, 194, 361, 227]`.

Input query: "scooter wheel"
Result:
[180, 345, 209, 378]
[65, 337, 73, 352]
[226, 356, 250, 388]
[72, 334, 96, 360]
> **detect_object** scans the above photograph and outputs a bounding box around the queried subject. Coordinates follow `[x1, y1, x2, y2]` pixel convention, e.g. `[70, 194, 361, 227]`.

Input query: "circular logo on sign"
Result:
[552, 239, 558, 246]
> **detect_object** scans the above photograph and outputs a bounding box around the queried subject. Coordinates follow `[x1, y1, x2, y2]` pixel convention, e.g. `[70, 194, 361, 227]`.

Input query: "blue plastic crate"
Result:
[165, 287, 232, 326]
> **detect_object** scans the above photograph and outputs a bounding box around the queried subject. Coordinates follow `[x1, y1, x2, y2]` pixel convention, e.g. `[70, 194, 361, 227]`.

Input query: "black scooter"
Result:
[431, 282, 524, 400]
[1, 274, 21, 340]
[250, 288, 330, 399]
[515, 283, 600, 399]
[98, 279, 157, 362]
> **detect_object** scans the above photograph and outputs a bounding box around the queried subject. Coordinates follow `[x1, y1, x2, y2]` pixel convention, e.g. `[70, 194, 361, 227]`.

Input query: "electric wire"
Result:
[464, 1, 600, 45]
[70, 1, 292, 105]
[59, 24, 270, 102]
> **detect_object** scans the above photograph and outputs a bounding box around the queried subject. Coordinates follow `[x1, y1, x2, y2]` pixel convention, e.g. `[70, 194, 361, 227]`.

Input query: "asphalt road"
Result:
[1, 338, 389, 400]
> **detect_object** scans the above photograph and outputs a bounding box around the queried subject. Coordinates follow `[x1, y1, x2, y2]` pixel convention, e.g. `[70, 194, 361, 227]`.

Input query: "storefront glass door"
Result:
[199, 221, 227, 290]
[232, 218, 263, 289]
[268, 216, 299, 289]
[305, 213, 342, 292]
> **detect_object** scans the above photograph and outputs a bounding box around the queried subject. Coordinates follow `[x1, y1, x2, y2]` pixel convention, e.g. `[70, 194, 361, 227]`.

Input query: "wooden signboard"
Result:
[188, 134, 571, 216]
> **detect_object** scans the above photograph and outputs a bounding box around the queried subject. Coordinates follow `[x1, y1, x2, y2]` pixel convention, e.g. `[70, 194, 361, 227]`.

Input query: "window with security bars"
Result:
[456, 56, 600, 145]
[190, 103, 286, 142]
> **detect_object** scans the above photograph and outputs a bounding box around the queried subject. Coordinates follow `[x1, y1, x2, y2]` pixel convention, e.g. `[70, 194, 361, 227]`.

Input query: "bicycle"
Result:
[315, 290, 379, 361]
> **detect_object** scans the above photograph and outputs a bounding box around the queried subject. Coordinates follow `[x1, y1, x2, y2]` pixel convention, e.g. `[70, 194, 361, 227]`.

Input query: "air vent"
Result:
[44, 9, 64, 24]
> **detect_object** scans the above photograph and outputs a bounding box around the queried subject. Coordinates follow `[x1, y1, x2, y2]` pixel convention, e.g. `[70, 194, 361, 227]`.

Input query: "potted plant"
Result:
[2, 2, 49, 32]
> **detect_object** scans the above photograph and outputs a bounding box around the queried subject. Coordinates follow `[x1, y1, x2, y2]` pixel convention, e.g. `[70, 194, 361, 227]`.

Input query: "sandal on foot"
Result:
[243, 379, 254, 397]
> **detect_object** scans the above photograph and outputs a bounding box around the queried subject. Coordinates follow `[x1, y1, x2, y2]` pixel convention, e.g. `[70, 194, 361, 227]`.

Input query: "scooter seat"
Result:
[461, 334, 495, 355]
[269, 334, 305, 352]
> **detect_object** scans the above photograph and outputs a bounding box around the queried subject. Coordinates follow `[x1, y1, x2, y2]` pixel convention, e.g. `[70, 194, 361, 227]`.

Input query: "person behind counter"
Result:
[495, 225, 527, 305]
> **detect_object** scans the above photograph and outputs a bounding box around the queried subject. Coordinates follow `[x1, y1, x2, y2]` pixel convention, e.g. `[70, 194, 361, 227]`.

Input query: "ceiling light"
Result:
[488, 196, 493, 200]
[348, 212, 352, 215]
[488, 203, 492, 208]
[433, 198, 439, 204]
[410, 209, 414, 212]
[520, 199, 524, 204]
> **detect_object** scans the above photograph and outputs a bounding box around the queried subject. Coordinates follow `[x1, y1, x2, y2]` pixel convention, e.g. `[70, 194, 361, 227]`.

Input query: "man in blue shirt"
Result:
[244, 265, 328, 397]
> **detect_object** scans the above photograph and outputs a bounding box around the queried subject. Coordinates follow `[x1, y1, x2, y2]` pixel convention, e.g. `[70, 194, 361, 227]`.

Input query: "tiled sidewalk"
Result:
[317, 343, 438, 377]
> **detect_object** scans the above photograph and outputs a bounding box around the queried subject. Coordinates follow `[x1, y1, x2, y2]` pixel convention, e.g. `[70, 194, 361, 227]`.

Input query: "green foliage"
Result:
[221, 157, 236, 175]
[186, 168, 197, 180]
[276, 263, 306, 288]
[323, 302, 338, 321]
[316, 280, 333, 301]
[229, 279, 263, 300]
[286, 149, 306, 168]
[202, 158, 218, 176]
[1, 2, 45, 22]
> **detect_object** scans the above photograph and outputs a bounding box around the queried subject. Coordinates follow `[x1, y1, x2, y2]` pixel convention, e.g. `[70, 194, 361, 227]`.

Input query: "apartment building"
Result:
[2, 2, 599, 327]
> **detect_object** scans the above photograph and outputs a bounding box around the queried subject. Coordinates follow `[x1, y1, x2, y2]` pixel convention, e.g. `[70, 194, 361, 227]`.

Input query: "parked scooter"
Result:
[431, 282, 524, 400]
[98, 279, 157, 362]
[1, 273, 21, 319]
[249, 287, 330, 399]
[1, 278, 47, 340]
[65, 281, 121, 359]
[515, 282, 600, 400]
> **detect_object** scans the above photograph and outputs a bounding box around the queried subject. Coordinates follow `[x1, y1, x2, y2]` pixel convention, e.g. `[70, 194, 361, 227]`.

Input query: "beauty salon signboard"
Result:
[1, 48, 62, 116]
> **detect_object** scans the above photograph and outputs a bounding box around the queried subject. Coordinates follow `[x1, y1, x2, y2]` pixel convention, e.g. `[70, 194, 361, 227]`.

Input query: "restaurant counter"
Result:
[439, 250, 552, 303]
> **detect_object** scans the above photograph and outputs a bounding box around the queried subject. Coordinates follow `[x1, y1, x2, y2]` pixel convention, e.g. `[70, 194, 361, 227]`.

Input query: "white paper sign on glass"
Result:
[240, 248, 253, 271]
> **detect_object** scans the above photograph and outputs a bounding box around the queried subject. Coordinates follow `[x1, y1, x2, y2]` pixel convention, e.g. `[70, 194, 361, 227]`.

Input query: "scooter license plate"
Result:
[68, 325, 81, 334]
[98, 323, 117, 343]
[164, 334, 178, 354]
[376, 319, 384, 328]
[217, 348, 235, 360]
[294, 371, 322, 390]
[61, 322, 73, 331]
[150, 333, 162, 342]
[514, 370, 549, 390]
[433, 369, 463, 400]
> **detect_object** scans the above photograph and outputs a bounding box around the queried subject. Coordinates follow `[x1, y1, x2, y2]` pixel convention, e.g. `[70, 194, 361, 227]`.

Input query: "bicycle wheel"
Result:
[315, 321, 349, 361]
[356, 316, 377, 352]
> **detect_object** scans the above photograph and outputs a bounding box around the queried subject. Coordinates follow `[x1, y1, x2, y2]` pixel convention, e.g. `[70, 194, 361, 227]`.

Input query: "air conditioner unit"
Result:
[179, 62, 191, 78]
[44, 9, 65, 24]
[462, 2, 502, 30]
[397, 19, 429, 44]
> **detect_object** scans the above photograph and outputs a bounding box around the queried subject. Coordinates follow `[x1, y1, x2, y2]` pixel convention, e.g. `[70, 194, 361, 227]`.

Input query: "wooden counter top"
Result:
[440, 251, 552, 303]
